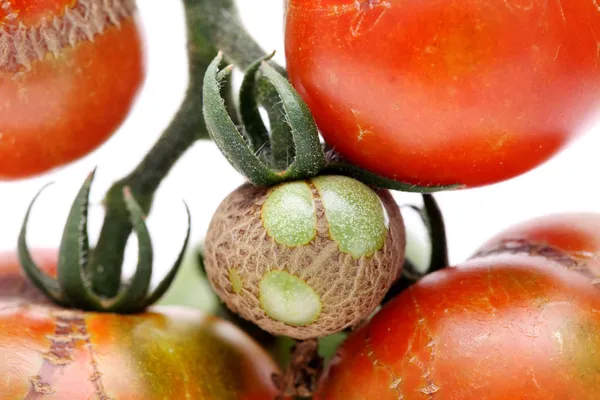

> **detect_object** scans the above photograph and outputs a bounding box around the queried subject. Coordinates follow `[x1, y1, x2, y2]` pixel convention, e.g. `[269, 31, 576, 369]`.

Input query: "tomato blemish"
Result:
[0, 0, 136, 74]
[24, 310, 111, 399]
[348, 0, 391, 38]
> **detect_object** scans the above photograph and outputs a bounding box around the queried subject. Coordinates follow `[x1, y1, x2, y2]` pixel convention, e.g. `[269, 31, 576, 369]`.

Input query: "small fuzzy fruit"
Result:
[204, 175, 405, 340]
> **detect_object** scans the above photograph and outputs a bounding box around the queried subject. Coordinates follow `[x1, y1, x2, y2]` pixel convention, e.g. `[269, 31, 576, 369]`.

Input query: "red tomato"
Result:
[285, 0, 600, 187]
[0, 250, 284, 399]
[0, 0, 145, 180]
[316, 213, 600, 399]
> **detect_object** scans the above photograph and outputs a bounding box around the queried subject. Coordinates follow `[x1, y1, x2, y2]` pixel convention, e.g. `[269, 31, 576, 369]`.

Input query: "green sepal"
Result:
[18, 184, 71, 307]
[203, 52, 326, 186]
[57, 169, 105, 310]
[103, 187, 155, 313]
[416, 194, 449, 274]
[204, 53, 283, 185]
[238, 53, 274, 159]
[383, 194, 450, 304]
[143, 201, 192, 308]
[262, 86, 294, 169]
[258, 61, 326, 178]
[324, 152, 464, 193]
[17, 172, 191, 314]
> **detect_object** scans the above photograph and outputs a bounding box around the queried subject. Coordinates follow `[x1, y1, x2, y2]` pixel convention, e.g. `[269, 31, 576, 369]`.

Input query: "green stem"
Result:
[91, 0, 273, 297]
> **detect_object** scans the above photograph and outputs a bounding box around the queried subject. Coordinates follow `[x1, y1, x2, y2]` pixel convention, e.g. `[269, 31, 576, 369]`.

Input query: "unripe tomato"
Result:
[316, 213, 600, 399]
[0, 251, 284, 399]
[285, 0, 600, 187]
[0, 0, 145, 180]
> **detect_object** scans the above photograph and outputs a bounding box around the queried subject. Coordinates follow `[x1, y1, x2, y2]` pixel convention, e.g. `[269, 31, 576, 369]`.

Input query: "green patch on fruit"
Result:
[229, 269, 243, 294]
[311, 175, 388, 258]
[259, 270, 321, 326]
[261, 182, 317, 247]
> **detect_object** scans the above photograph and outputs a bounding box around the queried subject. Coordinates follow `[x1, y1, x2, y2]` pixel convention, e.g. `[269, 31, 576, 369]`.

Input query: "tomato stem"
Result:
[83, 0, 459, 301]
[90, 0, 276, 297]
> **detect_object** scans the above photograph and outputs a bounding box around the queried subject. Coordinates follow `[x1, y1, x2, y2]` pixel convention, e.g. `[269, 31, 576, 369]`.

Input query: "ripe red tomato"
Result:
[315, 213, 600, 399]
[285, 0, 600, 187]
[0, 251, 284, 399]
[0, 0, 145, 180]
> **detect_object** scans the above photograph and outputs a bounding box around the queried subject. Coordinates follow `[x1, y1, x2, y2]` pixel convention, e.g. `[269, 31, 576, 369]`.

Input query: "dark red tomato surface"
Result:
[285, 0, 600, 187]
[0, 250, 284, 399]
[316, 213, 600, 399]
[0, 0, 145, 180]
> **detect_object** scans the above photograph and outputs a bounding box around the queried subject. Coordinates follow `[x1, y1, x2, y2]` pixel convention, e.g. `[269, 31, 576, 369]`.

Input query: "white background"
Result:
[1, 1, 599, 278]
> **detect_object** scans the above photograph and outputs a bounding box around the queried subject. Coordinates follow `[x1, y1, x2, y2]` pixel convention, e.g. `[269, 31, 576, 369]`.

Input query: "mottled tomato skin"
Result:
[285, 0, 600, 187]
[0, 251, 283, 399]
[0, 0, 144, 180]
[316, 213, 600, 399]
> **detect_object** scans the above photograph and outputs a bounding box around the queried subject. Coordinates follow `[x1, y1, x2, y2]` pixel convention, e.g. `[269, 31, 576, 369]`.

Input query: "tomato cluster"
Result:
[1, 0, 599, 399]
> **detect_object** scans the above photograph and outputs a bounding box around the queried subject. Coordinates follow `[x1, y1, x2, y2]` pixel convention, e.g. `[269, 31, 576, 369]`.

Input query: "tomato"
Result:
[0, 0, 145, 180]
[0, 251, 284, 399]
[284, 0, 600, 187]
[0, 249, 56, 304]
[316, 213, 600, 399]
[204, 176, 405, 339]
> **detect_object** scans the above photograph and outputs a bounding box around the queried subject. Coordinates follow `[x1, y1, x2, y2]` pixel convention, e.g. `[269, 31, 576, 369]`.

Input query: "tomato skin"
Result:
[0, 251, 284, 399]
[0, 0, 145, 180]
[284, 0, 600, 187]
[0, 249, 56, 304]
[0, 305, 283, 400]
[315, 213, 600, 399]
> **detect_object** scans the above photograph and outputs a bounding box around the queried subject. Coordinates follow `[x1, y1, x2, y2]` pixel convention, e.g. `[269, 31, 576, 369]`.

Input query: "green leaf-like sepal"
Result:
[203, 52, 326, 186]
[57, 169, 105, 310]
[17, 172, 191, 314]
[18, 184, 70, 307]
[324, 149, 464, 193]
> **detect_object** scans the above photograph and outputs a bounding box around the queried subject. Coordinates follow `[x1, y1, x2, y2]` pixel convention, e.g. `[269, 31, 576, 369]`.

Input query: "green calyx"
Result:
[18, 171, 191, 314]
[203, 52, 327, 187]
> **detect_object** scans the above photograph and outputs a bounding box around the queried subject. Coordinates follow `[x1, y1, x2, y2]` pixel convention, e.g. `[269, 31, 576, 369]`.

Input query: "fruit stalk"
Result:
[91, 0, 275, 296]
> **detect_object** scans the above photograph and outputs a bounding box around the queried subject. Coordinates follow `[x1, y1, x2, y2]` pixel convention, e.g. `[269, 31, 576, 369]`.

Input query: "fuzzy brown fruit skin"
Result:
[204, 176, 405, 340]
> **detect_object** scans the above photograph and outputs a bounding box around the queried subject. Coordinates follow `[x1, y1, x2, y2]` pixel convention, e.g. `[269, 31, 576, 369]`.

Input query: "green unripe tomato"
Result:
[204, 175, 405, 339]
